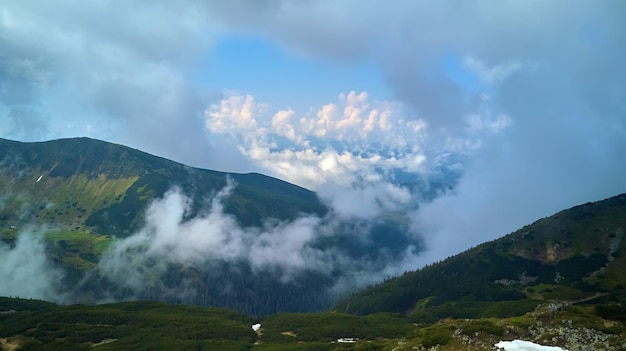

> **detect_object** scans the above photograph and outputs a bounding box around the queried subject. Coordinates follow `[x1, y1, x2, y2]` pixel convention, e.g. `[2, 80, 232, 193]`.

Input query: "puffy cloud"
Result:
[317, 182, 412, 220]
[205, 91, 429, 190]
[198, 1, 626, 265]
[207, 94, 268, 133]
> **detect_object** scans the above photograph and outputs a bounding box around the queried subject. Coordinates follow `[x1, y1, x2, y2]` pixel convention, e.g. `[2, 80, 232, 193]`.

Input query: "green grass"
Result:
[524, 284, 593, 301]
[260, 312, 413, 343]
[1, 299, 410, 351]
[2, 297, 626, 351]
[0, 299, 256, 351]
[410, 300, 541, 324]
[44, 230, 112, 269]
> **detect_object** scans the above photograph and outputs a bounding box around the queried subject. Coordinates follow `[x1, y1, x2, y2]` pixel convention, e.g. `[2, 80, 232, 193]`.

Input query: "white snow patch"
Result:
[337, 337, 357, 343]
[495, 340, 568, 351]
[252, 323, 261, 332]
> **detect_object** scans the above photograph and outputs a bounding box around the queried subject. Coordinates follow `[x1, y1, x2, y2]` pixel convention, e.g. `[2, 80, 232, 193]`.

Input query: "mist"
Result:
[0, 230, 64, 302]
[92, 178, 421, 305]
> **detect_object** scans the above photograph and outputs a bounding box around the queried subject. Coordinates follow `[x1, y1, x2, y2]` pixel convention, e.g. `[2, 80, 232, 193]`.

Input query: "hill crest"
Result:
[336, 193, 626, 321]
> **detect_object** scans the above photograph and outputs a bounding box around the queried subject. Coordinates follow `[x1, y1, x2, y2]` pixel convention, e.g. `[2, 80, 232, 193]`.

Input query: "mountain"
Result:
[336, 193, 626, 323]
[2, 151, 626, 350]
[0, 137, 423, 315]
[0, 137, 335, 314]
[0, 137, 326, 235]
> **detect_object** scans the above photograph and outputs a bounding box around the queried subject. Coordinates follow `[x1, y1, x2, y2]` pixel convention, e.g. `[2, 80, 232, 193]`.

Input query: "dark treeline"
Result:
[63, 261, 337, 316]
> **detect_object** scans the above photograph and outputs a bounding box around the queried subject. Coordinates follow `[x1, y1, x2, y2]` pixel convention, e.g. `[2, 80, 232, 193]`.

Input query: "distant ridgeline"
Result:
[0, 137, 326, 232]
[336, 193, 626, 323]
[0, 137, 425, 315]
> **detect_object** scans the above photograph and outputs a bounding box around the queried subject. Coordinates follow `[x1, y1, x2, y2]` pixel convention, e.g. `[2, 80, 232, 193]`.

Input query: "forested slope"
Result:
[337, 194, 626, 323]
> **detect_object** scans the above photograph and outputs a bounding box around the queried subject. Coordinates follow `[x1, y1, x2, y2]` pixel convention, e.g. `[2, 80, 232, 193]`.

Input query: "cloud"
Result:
[0, 230, 64, 301]
[0, 0, 248, 170]
[199, 1, 626, 265]
[97, 181, 326, 286]
[317, 182, 412, 220]
[1, 0, 625, 278]
[205, 91, 429, 190]
[97, 180, 421, 296]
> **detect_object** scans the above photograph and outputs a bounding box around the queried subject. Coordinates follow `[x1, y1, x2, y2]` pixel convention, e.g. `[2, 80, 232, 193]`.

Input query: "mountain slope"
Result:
[0, 137, 327, 269]
[0, 137, 335, 314]
[0, 137, 426, 315]
[336, 194, 626, 322]
[0, 137, 325, 235]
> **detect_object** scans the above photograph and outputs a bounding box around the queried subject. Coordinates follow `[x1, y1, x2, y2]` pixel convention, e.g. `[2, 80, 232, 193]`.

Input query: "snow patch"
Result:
[495, 340, 568, 351]
[336, 337, 357, 343]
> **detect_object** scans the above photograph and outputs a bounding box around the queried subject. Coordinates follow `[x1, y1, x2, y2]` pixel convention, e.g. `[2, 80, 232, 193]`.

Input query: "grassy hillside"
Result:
[1, 296, 624, 350]
[0, 137, 326, 244]
[0, 137, 333, 314]
[0, 137, 326, 239]
[336, 194, 626, 324]
[0, 137, 427, 315]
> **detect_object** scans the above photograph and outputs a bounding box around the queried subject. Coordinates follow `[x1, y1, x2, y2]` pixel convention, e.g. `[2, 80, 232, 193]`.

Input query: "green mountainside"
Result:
[2, 137, 626, 350]
[0, 137, 333, 314]
[0, 137, 325, 239]
[0, 137, 422, 315]
[337, 194, 626, 324]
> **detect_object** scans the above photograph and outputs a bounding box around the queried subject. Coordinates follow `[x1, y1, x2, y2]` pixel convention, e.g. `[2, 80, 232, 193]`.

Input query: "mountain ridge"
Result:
[0, 137, 326, 233]
[0, 137, 422, 315]
[336, 192, 626, 323]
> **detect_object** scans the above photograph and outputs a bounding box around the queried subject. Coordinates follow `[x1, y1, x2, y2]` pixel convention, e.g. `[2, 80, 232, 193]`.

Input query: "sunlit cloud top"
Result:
[205, 91, 429, 189]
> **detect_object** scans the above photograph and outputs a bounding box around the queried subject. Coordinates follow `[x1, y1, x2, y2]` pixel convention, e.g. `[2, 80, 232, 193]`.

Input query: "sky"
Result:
[1, 0, 626, 267]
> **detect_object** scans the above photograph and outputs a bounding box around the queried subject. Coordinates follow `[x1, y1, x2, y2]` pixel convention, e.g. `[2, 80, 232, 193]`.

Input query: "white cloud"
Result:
[318, 182, 412, 220]
[2, 0, 625, 273]
[205, 91, 429, 190]
[0, 0, 234, 169]
[98, 181, 418, 290]
[206, 94, 268, 133]
[0, 231, 64, 301]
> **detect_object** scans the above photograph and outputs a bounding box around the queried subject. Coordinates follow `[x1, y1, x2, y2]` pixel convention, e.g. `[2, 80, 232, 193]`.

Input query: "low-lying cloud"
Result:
[100, 181, 322, 285]
[97, 179, 421, 294]
[0, 230, 64, 301]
